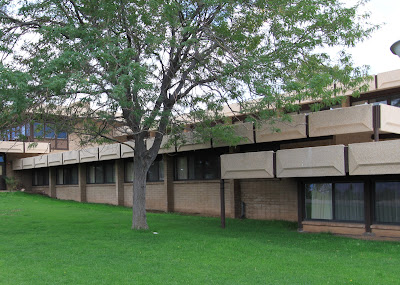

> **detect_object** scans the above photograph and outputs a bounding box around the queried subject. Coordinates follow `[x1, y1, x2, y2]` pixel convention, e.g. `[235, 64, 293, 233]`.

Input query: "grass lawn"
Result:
[1, 192, 400, 284]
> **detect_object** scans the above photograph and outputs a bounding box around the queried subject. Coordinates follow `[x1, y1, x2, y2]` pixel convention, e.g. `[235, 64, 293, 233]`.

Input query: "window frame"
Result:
[32, 168, 49, 186]
[124, 156, 164, 183]
[302, 179, 366, 223]
[56, 165, 79, 185]
[174, 151, 221, 181]
[86, 161, 116, 184]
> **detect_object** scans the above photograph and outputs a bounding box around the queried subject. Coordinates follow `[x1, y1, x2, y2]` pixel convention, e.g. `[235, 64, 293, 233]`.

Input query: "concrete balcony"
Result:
[309, 104, 373, 137]
[276, 145, 346, 178]
[177, 132, 211, 152]
[220, 151, 274, 179]
[348, 140, 400, 175]
[255, 114, 307, 143]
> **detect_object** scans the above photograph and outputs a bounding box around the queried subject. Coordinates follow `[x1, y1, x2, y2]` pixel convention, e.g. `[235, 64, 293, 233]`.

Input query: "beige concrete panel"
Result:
[276, 145, 345, 177]
[48, 153, 63, 167]
[146, 135, 175, 154]
[63, 150, 79, 165]
[380, 104, 400, 134]
[25, 142, 51, 154]
[213, 122, 255, 147]
[255, 114, 307, 143]
[79, 147, 99, 163]
[221, 151, 274, 179]
[0, 141, 24, 153]
[376, 69, 400, 90]
[34, 155, 48, 168]
[177, 132, 211, 152]
[99, 144, 121, 161]
[348, 140, 400, 175]
[309, 104, 373, 137]
[22, 157, 35, 169]
[12, 159, 23, 170]
[121, 141, 135, 158]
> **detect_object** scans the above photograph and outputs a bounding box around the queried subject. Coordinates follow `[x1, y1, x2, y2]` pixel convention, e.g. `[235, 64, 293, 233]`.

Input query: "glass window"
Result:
[125, 160, 134, 182]
[175, 152, 220, 180]
[335, 183, 364, 221]
[32, 168, 49, 186]
[375, 182, 400, 224]
[0, 155, 4, 163]
[95, 164, 104, 184]
[391, 96, 400, 107]
[305, 183, 333, 220]
[87, 162, 115, 184]
[87, 165, 96, 184]
[57, 131, 67, 139]
[104, 162, 115, 183]
[147, 156, 164, 182]
[45, 124, 55, 139]
[56, 168, 64, 185]
[176, 156, 188, 180]
[34, 123, 44, 138]
[305, 182, 364, 222]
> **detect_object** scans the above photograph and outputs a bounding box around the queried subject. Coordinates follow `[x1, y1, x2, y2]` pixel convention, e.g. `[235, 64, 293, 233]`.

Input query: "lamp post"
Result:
[390, 40, 400, 57]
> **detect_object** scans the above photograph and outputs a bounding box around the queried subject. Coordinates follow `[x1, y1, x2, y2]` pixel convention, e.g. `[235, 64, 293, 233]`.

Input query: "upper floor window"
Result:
[34, 122, 67, 139]
[87, 161, 115, 184]
[175, 151, 220, 181]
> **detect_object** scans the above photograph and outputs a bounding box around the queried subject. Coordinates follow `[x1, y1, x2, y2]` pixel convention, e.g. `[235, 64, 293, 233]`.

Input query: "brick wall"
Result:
[172, 180, 233, 217]
[31, 186, 50, 196]
[240, 178, 297, 221]
[56, 185, 80, 201]
[86, 184, 117, 205]
[123, 182, 167, 211]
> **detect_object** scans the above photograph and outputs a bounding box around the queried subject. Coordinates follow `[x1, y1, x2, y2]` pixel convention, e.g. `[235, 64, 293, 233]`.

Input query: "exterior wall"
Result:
[240, 178, 297, 221]
[172, 180, 233, 217]
[302, 221, 366, 235]
[56, 185, 80, 201]
[31, 186, 50, 196]
[123, 182, 167, 212]
[86, 184, 117, 205]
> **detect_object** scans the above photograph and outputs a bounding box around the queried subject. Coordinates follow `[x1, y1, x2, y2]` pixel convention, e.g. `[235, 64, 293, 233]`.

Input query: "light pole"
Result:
[390, 40, 400, 57]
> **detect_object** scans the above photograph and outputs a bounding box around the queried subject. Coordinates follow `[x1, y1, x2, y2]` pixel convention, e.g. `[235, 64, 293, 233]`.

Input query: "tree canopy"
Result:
[0, 0, 376, 229]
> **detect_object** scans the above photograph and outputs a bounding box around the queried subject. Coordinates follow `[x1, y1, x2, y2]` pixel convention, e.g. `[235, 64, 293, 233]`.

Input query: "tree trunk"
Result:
[132, 156, 149, 230]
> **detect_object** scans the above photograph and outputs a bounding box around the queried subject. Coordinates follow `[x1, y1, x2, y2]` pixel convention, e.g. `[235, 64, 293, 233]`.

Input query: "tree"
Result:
[0, 0, 375, 229]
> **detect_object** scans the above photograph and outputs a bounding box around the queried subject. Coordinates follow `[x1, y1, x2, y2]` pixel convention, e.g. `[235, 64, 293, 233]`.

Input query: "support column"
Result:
[115, 159, 125, 206]
[164, 154, 174, 212]
[78, 163, 87, 202]
[49, 167, 56, 198]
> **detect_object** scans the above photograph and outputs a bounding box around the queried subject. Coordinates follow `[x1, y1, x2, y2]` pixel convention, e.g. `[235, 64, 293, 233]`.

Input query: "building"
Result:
[2, 69, 400, 238]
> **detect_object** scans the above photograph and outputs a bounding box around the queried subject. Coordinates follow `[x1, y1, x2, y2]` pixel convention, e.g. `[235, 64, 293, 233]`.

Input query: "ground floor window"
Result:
[174, 151, 220, 180]
[56, 165, 78, 185]
[32, 168, 49, 186]
[305, 182, 364, 222]
[375, 181, 400, 224]
[124, 156, 164, 182]
[87, 161, 115, 184]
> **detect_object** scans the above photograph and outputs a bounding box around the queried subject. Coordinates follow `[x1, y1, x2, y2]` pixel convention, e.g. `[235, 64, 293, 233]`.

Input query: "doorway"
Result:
[0, 154, 5, 190]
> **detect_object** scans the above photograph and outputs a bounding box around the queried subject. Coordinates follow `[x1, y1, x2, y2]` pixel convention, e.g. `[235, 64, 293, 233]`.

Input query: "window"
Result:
[375, 182, 400, 224]
[147, 156, 164, 182]
[175, 152, 220, 180]
[86, 161, 115, 184]
[305, 182, 364, 222]
[124, 156, 164, 182]
[32, 168, 49, 186]
[56, 165, 78, 185]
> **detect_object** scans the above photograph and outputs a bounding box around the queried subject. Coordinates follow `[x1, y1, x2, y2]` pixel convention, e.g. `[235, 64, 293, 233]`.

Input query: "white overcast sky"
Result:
[348, 0, 400, 75]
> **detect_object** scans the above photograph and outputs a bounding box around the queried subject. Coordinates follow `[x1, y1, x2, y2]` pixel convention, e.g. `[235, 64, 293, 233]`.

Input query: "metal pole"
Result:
[220, 179, 225, 229]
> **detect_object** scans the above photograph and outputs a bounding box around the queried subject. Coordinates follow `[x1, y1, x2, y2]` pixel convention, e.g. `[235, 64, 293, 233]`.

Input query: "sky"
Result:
[347, 0, 400, 75]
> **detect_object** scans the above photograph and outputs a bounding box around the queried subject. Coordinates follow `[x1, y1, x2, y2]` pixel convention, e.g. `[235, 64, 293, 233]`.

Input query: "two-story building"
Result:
[4, 69, 400, 238]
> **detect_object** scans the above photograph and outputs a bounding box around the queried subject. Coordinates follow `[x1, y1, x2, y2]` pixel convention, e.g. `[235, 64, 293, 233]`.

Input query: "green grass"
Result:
[1, 192, 400, 285]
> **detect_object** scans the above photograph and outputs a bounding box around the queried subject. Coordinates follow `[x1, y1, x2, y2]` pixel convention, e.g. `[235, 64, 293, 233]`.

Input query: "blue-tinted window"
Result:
[34, 123, 44, 138]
